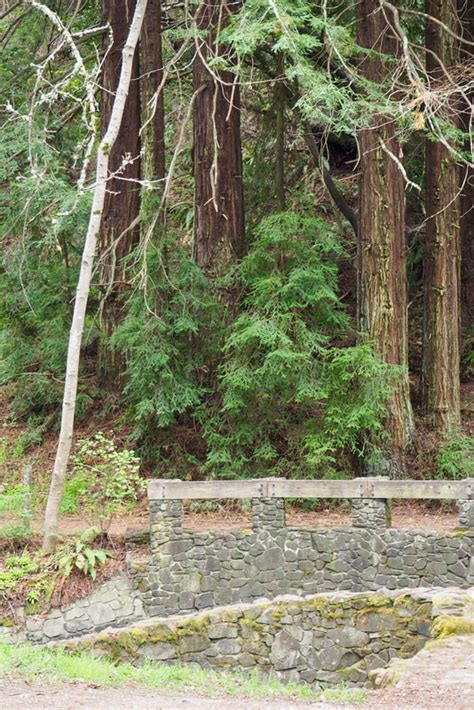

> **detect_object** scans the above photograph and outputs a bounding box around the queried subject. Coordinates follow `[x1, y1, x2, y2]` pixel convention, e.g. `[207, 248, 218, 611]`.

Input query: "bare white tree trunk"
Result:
[42, 0, 149, 552]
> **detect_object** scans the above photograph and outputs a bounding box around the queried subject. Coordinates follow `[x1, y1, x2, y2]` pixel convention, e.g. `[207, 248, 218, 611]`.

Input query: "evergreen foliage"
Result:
[0, 0, 471, 488]
[205, 212, 392, 478]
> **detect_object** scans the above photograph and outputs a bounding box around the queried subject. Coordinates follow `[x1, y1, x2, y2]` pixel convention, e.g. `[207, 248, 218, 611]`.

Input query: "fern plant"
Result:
[53, 541, 109, 581]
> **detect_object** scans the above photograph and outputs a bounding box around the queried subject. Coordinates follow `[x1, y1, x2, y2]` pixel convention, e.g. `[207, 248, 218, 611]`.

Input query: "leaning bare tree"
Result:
[42, 0, 149, 552]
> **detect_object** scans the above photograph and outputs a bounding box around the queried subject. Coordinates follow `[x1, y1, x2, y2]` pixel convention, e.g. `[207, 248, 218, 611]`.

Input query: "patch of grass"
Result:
[321, 685, 368, 704]
[0, 642, 322, 701]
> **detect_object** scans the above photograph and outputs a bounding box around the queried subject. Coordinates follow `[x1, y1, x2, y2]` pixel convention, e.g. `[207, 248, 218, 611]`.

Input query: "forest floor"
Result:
[51, 501, 459, 536]
[1, 634, 473, 709]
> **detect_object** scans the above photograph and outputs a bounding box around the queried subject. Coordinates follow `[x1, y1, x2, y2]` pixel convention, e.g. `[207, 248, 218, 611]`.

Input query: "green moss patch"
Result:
[431, 615, 474, 639]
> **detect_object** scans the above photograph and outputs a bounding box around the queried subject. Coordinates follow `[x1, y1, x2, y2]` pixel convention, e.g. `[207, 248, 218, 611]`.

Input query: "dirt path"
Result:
[363, 634, 474, 710]
[0, 680, 346, 710]
[41, 501, 459, 537]
[1, 636, 473, 710]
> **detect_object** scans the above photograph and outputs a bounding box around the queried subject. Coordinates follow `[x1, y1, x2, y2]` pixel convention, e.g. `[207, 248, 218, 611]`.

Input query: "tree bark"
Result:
[140, 0, 165, 187]
[43, 0, 148, 552]
[274, 52, 285, 211]
[357, 0, 414, 477]
[98, 0, 141, 383]
[422, 0, 462, 432]
[458, 0, 474, 337]
[192, 0, 245, 290]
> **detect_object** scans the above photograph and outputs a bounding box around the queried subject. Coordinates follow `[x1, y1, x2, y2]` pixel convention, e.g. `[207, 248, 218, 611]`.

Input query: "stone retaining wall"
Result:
[2, 574, 146, 645]
[148, 498, 473, 617]
[57, 588, 473, 686]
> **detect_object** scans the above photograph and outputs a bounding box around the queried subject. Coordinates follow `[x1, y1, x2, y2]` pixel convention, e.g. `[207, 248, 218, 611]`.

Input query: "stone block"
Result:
[179, 634, 210, 654]
[195, 592, 214, 609]
[43, 616, 65, 638]
[320, 645, 359, 671]
[214, 638, 241, 655]
[255, 547, 284, 571]
[427, 560, 448, 576]
[458, 499, 474, 529]
[270, 630, 300, 671]
[140, 642, 176, 661]
[88, 602, 115, 627]
[178, 592, 195, 610]
[208, 623, 238, 640]
[356, 612, 399, 633]
[25, 618, 43, 633]
[64, 618, 91, 634]
[328, 627, 369, 648]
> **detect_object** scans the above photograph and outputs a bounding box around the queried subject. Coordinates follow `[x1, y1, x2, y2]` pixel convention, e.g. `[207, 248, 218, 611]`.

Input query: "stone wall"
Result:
[57, 587, 473, 686]
[2, 574, 146, 645]
[148, 498, 473, 617]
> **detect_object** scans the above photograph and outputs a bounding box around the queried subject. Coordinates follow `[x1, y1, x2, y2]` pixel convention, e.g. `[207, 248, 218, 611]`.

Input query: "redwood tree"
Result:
[356, 0, 414, 477]
[422, 0, 461, 432]
[192, 0, 245, 288]
[459, 0, 474, 336]
[140, 0, 165, 190]
[98, 0, 141, 380]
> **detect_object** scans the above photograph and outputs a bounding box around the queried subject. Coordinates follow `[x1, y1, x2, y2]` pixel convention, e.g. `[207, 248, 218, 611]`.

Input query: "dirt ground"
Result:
[36, 500, 459, 538]
[1, 635, 473, 710]
[0, 681, 343, 710]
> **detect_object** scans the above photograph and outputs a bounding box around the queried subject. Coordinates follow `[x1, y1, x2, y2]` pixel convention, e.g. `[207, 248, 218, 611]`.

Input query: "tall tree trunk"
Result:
[357, 0, 414, 478]
[422, 0, 461, 432]
[98, 0, 141, 383]
[192, 0, 245, 292]
[459, 0, 474, 337]
[43, 0, 148, 552]
[140, 0, 165, 190]
[274, 52, 285, 211]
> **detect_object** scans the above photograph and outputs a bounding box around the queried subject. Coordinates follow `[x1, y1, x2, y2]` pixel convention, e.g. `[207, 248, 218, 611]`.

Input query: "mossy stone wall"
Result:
[57, 588, 473, 686]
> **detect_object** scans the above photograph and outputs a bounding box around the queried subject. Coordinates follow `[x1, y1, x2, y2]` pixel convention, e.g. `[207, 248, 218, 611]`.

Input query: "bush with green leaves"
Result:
[205, 212, 393, 478]
[69, 433, 145, 530]
[435, 432, 474, 480]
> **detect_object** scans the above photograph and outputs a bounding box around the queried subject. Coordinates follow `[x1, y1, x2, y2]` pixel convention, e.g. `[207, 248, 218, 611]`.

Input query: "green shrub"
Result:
[70, 433, 145, 530]
[0, 486, 28, 516]
[0, 552, 39, 593]
[436, 432, 474, 480]
[0, 523, 32, 546]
